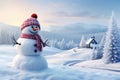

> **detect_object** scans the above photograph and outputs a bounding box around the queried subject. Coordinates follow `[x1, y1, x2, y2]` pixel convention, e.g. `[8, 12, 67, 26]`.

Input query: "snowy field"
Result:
[0, 45, 120, 80]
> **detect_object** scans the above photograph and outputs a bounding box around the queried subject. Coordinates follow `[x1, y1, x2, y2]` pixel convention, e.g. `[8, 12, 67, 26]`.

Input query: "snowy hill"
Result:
[46, 48, 93, 65]
[0, 45, 120, 80]
[74, 59, 120, 72]
[0, 23, 19, 31]
[0, 23, 20, 37]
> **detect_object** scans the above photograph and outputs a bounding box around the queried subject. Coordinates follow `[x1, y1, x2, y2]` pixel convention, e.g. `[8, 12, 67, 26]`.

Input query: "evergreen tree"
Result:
[49, 39, 77, 50]
[92, 35, 105, 60]
[103, 12, 120, 64]
[66, 40, 77, 49]
[99, 35, 105, 48]
[79, 35, 86, 48]
[57, 39, 66, 49]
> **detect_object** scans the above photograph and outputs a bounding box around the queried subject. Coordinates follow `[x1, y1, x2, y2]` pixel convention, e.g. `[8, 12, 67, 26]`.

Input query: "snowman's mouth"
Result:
[29, 30, 37, 34]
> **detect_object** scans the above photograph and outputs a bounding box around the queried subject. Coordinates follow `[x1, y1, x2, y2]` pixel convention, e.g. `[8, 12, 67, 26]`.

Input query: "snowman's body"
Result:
[12, 53, 47, 71]
[12, 14, 48, 71]
[16, 38, 41, 56]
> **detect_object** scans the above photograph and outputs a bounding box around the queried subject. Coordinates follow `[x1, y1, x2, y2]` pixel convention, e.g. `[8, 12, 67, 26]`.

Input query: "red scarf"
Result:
[20, 33, 45, 51]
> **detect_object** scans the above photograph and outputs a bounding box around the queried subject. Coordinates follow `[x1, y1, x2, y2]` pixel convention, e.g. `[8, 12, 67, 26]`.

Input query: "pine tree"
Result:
[92, 35, 105, 60]
[58, 38, 66, 49]
[103, 12, 120, 64]
[79, 35, 86, 48]
[99, 35, 105, 48]
[66, 40, 77, 49]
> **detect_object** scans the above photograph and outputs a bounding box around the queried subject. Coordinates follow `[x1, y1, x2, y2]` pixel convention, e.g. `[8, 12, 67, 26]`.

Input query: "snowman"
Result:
[12, 13, 48, 71]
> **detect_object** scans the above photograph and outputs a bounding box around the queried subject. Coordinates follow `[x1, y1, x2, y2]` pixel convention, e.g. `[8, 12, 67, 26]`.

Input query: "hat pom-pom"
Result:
[31, 13, 38, 19]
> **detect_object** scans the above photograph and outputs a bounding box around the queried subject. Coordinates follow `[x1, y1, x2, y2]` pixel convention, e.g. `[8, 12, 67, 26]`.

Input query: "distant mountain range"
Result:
[0, 23, 20, 35]
[49, 23, 107, 34]
[0, 22, 107, 43]
[46, 23, 107, 42]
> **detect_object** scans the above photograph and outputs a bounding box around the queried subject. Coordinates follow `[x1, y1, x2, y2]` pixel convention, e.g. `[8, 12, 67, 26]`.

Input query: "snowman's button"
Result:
[34, 49, 37, 53]
[34, 44, 37, 47]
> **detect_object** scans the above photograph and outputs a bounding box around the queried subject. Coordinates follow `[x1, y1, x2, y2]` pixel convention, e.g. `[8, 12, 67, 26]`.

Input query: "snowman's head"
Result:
[21, 13, 41, 34]
[21, 25, 40, 34]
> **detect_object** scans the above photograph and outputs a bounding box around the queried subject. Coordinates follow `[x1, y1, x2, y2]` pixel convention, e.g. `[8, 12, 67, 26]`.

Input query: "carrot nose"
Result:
[33, 27, 39, 31]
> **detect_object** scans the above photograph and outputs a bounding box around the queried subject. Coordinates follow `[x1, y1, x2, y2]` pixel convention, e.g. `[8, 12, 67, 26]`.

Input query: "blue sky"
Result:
[0, 0, 120, 30]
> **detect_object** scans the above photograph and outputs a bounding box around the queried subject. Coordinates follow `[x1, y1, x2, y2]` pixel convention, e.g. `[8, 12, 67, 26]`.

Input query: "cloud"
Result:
[0, 0, 118, 27]
[53, 11, 109, 20]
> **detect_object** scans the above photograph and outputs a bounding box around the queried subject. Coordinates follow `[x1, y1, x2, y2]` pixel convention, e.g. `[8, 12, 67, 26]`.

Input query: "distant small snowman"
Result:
[12, 13, 48, 71]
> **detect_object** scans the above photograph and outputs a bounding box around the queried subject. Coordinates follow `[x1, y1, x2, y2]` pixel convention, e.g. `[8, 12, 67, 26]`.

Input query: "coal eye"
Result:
[31, 26, 33, 28]
[36, 26, 37, 28]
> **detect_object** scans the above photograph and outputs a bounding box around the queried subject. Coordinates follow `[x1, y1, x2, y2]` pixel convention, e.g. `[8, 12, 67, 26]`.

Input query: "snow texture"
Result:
[86, 38, 93, 45]
[46, 48, 96, 65]
[0, 45, 120, 80]
[12, 54, 48, 71]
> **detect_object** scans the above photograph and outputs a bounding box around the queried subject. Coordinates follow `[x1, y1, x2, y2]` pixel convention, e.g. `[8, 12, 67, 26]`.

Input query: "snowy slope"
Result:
[46, 48, 93, 65]
[42, 46, 63, 55]
[74, 59, 120, 72]
[0, 45, 120, 80]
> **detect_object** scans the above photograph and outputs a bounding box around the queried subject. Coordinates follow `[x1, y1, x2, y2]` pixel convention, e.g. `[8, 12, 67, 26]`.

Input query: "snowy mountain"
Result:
[49, 23, 107, 34]
[0, 23, 19, 31]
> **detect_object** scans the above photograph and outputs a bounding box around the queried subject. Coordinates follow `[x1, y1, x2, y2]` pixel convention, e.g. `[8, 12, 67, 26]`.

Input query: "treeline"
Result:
[0, 29, 78, 50]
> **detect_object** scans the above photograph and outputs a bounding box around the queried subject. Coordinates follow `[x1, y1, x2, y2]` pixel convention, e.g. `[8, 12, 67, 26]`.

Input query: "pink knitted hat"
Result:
[21, 13, 40, 31]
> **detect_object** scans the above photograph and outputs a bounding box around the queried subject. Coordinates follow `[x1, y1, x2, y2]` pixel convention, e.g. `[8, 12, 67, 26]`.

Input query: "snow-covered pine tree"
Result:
[57, 38, 66, 50]
[79, 35, 86, 48]
[102, 12, 120, 64]
[97, 35, 105, 58]
[49, 39, 77, 50]
[49, 39, 57, 47]
[100, 35, 105, 48]
[92, 35, 105, 60]
[66, 40, 77, 49]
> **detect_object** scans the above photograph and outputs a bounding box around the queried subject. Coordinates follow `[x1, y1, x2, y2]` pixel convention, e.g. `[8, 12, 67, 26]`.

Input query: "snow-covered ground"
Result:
[0, 45, 120, 80]
[74, 59, 120, 72]
[46, 48, 93, 65]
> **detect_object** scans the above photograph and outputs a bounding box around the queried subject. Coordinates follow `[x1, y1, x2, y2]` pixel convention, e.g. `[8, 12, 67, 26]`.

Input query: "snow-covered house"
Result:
[86, 36, 97, 49]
